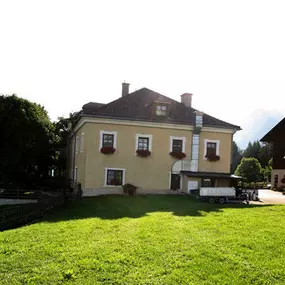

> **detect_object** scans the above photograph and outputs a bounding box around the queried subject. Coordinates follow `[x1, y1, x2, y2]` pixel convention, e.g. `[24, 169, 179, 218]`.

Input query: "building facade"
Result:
[261, 117, 285, 189]
[68, 83, 241, 195]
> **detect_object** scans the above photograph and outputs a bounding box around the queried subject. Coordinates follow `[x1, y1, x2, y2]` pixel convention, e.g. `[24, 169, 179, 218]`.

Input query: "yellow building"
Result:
[68, 83, 241, 196]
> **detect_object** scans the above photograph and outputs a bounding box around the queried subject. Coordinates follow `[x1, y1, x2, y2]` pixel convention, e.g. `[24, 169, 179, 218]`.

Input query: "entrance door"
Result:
[171, 174, 181, 190]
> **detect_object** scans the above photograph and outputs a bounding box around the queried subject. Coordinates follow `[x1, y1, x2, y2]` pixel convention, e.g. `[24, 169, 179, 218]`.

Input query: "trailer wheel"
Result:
[208, 197, 215, 203]
[218, 197, 226, 204]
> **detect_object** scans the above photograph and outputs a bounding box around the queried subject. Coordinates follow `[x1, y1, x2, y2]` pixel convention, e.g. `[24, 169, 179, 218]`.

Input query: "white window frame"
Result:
[135, 134, 153, 153]
[204, 139, 220, 160]
[99, 130, 117, 151]
[170, 136, 186, 153]
[156, 105, 167, 116]
[192, 134, 200, 160]
[80, 132, 84, 153]
[75, 136, 79, 154]
[74, 166, 78, 181]
[104, 167, 126, 187]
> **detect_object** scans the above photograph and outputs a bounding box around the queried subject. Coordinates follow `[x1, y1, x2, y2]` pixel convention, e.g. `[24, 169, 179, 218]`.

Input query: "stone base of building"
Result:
[82, 188, 182, 197]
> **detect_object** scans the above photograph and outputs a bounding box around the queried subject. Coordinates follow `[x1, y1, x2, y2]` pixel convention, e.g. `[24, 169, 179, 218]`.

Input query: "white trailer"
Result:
[199, 187, 240, 204]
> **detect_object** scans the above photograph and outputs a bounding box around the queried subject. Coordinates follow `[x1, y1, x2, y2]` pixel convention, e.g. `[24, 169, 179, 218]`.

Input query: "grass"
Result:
[0, 195, 285, 285]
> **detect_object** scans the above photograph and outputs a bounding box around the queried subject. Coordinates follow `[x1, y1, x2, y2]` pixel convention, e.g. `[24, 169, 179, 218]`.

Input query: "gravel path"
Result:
[255, 189, 285, 204]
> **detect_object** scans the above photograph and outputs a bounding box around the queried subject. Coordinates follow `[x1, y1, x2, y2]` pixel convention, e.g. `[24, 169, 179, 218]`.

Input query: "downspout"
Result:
[230, 132, 234, 173]
[72, 133, 76, 182]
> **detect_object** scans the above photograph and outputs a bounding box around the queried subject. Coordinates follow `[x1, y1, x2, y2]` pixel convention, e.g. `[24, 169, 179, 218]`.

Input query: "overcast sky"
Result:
[1, 0, 284, 146]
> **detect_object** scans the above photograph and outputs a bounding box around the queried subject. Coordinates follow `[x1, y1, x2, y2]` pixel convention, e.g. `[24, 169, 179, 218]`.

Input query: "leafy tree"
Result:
[231, 141, 243, 173]
[0, 94, 58, 188]
[243, 140, 273, 168]
[259, 143, 273, 168]
[53, 112, 79, 177]
[263, 158, 273, 182]
[234, 157, 263, 183]
[244, 141, 261, 159]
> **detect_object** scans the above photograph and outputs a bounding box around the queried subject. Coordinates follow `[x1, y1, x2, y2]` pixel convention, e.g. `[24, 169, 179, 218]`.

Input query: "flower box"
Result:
[205, 153, 220, 161]
[136, 149, 151, 157]
[100, 146, 116, 154]
[169, 151, 186, 160]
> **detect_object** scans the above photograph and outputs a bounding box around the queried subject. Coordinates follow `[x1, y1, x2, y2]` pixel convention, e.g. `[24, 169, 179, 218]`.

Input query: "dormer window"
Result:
[156, 105, 167, 116]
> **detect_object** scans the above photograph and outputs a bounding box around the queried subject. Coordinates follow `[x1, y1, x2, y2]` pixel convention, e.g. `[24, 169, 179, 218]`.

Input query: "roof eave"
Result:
[80, 113, 241, 131]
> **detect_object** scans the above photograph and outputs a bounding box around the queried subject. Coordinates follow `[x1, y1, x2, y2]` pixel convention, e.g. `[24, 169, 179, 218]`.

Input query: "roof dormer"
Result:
[152, 101, 170, 118]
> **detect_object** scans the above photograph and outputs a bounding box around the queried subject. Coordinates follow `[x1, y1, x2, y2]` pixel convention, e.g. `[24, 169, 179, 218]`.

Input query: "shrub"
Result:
[277, 185, 285, 192]
[123, 183, 138, 196]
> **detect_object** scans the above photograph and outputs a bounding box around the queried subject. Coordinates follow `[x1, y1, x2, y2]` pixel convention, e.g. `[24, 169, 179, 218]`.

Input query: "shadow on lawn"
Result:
[41, 195, 274, 222]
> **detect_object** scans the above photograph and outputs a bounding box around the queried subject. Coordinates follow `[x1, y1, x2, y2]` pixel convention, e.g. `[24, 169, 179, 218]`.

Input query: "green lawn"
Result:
[0, 195, 285, 285]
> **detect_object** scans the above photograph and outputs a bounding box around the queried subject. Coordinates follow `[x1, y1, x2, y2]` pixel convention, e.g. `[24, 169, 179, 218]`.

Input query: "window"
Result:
[136, 134, 152, 152]
[193, 134, 199, 145]
[138, 137, 149, 151]
[204, 139, 220, 159]
[105, 168, 125, 186]
[99, 131, 117, 150]
[192, 134, 199, 160]
[206, 142, 217, 156]
[170, 136, 186, 153]
[172, 140, 182, 152]
[156, 105, 167, 116]
[103, 134, 114, 148]
[274, 175, 278, 188]
[74, 166, 78, 181]
[75, 136, 79, 154]
[202, 178, 214, 187]
[80, 133, 84, 153]
[196, 115, 203, 127]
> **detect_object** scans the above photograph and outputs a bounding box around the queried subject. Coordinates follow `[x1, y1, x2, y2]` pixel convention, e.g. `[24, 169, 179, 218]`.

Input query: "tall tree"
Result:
[234, 157, 263, 182]
[0, 94, 58, 188]
[231, 141, 243, 173]
[243, 140, 273, 168]
[53, 112, 79, 177]
[259, 143, 273, 168]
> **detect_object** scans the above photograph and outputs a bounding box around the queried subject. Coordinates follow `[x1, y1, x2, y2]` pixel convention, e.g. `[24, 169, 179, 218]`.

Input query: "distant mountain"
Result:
[234, 109, 284, 150]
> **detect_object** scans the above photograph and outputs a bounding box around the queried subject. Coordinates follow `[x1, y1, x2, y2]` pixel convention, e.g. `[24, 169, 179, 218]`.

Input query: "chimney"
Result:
[122, 82, 130, 97]
[180, 93, 193, 107]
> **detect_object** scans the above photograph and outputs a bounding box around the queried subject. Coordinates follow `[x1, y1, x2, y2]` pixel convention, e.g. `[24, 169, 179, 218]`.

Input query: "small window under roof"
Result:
[156, 105, 167, 116]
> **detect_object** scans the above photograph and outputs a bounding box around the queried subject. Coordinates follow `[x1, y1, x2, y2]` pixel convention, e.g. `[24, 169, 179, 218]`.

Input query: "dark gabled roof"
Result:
[82, 102, 105, 112]
[260, 117, 285, 142]
[81, 88, 241, 130]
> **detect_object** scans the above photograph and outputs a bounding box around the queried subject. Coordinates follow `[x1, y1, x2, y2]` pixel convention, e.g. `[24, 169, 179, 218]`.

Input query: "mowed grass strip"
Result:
[0, 195, 285, 285]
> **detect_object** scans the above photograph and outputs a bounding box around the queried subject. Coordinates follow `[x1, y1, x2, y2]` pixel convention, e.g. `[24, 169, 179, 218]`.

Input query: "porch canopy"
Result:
[181, 171, 241, 179]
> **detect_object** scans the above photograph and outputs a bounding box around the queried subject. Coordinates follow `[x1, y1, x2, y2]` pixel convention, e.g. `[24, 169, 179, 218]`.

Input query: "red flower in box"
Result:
[100, 146, 116, 154]
[205, 153, 220, 161]
[136, 149, 151, 157]
[169, 151, 186, 160]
